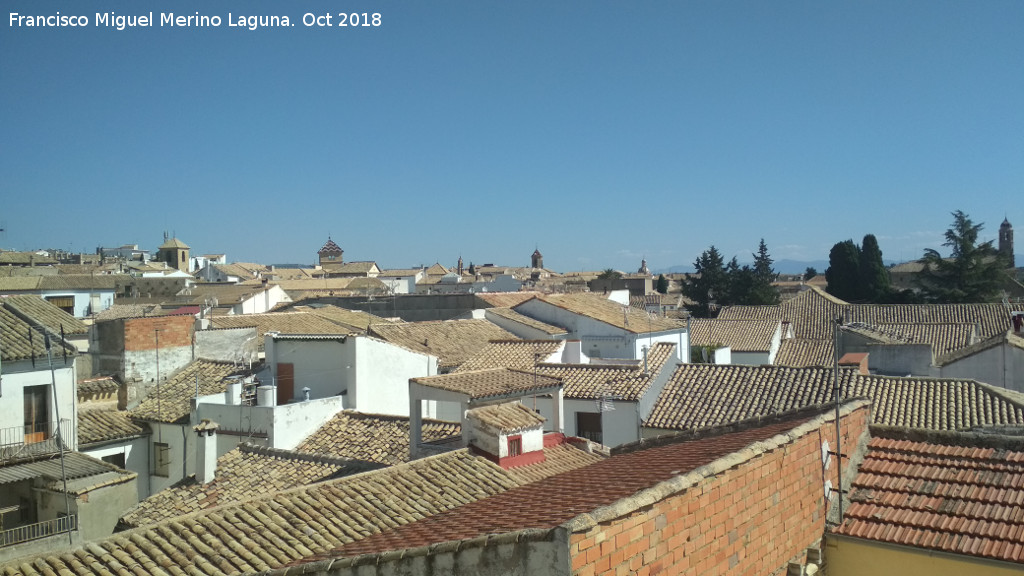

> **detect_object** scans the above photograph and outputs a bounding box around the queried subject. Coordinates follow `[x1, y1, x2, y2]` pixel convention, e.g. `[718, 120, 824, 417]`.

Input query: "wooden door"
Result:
[23, 386, 49, 444]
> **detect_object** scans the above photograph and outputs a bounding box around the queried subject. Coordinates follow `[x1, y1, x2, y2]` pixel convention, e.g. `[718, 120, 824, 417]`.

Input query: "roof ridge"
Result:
[237, 442, 361, 468]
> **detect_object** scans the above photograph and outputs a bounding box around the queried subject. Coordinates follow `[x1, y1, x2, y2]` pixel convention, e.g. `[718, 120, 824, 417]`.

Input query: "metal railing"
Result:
[0, 514, 77, 548]
[0, 420, 74, 464]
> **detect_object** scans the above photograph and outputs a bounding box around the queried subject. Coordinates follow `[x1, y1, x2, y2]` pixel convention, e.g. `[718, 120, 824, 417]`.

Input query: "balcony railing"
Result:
[0, 514, 77, 548]
[0, 420, 74, 464]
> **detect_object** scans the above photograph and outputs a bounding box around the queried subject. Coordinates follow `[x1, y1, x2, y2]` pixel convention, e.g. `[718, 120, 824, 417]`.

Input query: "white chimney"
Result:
[225, 378, 242, 406]
[562, 340, 583, 364]
[257, 385, 277, 407]
[194, 419, 219, 484]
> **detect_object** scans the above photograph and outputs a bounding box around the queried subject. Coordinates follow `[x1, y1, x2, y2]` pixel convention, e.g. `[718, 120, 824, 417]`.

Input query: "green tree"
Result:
[597, 268, 623, 281]
[803, 267, 818, 281]
[858, 234, 891, 302]
[468, 262, 476, 275]
[917, 210, 1007, 303]
[682, 246, 729, 317]
[826, 240, 861, 302]
[655, 273, 669, 294]
[747, 239, 780, 305]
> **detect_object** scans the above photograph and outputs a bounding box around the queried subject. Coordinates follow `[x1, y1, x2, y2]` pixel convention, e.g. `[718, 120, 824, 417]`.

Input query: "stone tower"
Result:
[157, 233, 190, 273]
[999, 218, 1014, 267]
[318, 237, 344, 267]
[531, 248, 543, 269]
[638, 258, 650, 276]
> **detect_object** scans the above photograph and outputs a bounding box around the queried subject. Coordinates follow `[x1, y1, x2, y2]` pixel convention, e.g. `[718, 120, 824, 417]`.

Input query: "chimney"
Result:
[194, 419, 219, 484]
[838, 352, 869, 375]
[225, 378, 242, 406]
[562, 340, 583, 364]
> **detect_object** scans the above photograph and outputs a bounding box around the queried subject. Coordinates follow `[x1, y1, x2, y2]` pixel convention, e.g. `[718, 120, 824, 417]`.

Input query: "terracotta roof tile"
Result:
[77, 409, 145, 446]
[128, 360, 254, 424]
[120, 443, 380, 528]
[774, 338, 835, 367]
[835, 429, 1024, 565]
[689, 318, 780, 352]
[517, 293, 685, 334]
[455, 340, 564, 373]
[467, 402, 545, 433]
[646, 364, 1024, 432]
[0, 294, 89, 334]
[368, 319, 517, 370]
[209, 311, 352, 350]
[484, 307, 568, 335]
[411, 368, 562, 400]
[297, 411, 461, 465]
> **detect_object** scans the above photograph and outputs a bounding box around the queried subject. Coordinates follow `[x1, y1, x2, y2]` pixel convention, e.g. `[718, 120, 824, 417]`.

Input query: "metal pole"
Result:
[833, 316, 844, 524]
[44, 334, 74, 544]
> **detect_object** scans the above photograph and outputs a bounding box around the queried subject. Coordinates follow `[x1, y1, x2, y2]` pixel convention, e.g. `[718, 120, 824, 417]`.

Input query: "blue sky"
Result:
[3, 1, 1021, 272]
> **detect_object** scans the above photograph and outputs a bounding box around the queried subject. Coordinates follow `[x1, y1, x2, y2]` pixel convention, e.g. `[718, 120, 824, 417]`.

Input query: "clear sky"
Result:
[3, 1, 1021, 272]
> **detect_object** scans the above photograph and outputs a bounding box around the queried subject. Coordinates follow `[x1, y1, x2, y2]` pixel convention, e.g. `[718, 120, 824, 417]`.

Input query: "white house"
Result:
[263, 332, 445, 418]
[513, 293, 689, 362]
[0, 275, 116, 318]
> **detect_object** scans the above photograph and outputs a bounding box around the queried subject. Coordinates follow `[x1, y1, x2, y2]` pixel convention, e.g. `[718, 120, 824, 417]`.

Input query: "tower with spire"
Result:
[999, 217, 1015, 267]
[318, 236, 344, 268]
[531, 248, 543, 269]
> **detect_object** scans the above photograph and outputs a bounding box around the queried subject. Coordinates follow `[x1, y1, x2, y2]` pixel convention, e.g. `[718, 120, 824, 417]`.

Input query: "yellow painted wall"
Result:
[825, 535, 1023, 576]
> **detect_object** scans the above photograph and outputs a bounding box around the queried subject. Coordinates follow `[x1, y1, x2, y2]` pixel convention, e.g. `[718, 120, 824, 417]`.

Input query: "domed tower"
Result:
[999, 217, 1015, 267]
[531, 248, 543, 269]
[318, 237, 343, 268]
[638, 258, 651, 276]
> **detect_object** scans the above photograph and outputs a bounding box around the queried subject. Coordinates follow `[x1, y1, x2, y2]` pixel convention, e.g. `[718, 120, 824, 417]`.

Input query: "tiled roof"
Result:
[937, 330, 1024, 366]
[379, 268, 424, 277]
[120, 443, 381, 528]
[324, 261, 378, 274]
[92, 303, 159, 320]
[468, 402, 545, 433]
[518, 293, 686, 334]
[689, 318, 780, 352]
[258, 278, 355, 291]
[296, 304, 400, 331]
[209, 311, 351, 350]
[78, 409, 145, 446]
[213, 263, 262, 279]
[474, 291, 542, 308]
[484, 306, 568, 335]
[645, 364, 1024, 431]
[0, 274, 117, 291]
[774, 338, 835, 367]
[158, 237, 190, 249]
[535, 342, 678, 401]
[721, 286, 1010, 350]
[318, 237, 343, 254]
[719, 286, 844, 340]
[848, 322, 978, 354]
[0, 450, 525, 576]
[455, 340, 564, 373]
[330, 409, 829, 559]
[424, 263, 449, 275]
[834, 429, 1024, 564]
[0, 251, 58, 265]
[128, 360, 252, 423]
[457, 341, 678, 401]
[181, 284, 276, 306]
[0, 294, 89, 334]
[502, 440, 605, 484]
[297, 411, 461, 465]
[411, 368, 563, 401]
[368, 319, 518, 370]
[0, 306, 75, 362]
[78, 376, 119, 397]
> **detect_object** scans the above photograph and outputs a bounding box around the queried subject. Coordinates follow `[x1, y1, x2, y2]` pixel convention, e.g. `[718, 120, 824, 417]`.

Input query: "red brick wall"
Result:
[570, 406, 870, 576]
[123, 315, 194, 351]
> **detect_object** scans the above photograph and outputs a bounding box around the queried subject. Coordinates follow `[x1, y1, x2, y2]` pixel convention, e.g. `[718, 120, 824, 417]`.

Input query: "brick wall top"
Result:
[124, 315, 194, 351]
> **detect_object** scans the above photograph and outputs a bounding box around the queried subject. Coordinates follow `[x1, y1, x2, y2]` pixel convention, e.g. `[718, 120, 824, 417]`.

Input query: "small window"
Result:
[507, 435, 523, 457]
[154, 442, 171, 477]
[102, 452, 126, 468]
[576, 412, 603, 443]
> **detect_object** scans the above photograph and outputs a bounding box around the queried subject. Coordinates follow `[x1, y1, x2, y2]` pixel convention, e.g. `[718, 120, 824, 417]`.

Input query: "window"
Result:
[102, 452, 126, 468]
[23, 385, 49, 443]
[507, 435, 523, 457]
[576, 412, 603, 443]
[44, 296, 74, 315]
[154, 442, 171, 477]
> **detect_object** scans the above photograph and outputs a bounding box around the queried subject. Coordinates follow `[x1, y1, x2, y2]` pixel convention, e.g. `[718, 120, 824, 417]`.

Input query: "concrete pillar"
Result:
[194, 419, 219, 484]
[459, 401, 471, 447]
